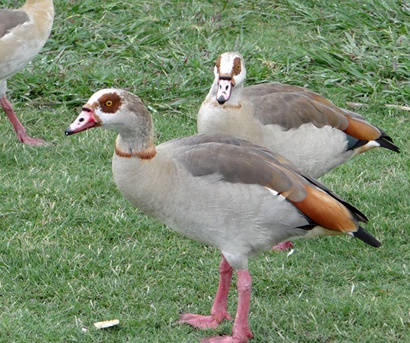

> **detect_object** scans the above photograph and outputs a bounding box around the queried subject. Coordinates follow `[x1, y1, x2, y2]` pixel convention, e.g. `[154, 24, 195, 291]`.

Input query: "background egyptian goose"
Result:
[66, 88, 381, 343]
[0, 0, 54, 145]
[198, 52, 399, 178]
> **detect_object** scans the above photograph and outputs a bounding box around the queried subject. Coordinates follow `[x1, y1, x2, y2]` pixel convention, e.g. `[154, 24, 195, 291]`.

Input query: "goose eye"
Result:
[105, 100, 113, 106]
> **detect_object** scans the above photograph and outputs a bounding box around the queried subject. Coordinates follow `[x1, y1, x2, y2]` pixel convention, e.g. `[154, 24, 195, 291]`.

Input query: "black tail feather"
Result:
[376, 137, 400, 153]
[353, 227, 382, 247]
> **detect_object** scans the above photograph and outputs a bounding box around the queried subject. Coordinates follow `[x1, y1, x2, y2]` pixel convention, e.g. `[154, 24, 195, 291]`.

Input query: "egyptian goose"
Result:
[0, 0, 54, 145]
[197, 52, 399, 178]
[65, 89, 381, 343]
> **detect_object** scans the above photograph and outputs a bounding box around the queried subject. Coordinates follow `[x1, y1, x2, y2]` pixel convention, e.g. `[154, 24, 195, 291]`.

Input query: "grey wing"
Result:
[0, 10, 29, 39]
[173, 138, 308, 202]
[243, 83, 349, 130]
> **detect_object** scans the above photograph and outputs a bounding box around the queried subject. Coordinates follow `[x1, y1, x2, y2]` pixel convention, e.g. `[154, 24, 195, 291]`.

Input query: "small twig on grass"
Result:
[346, 102, 366, 108]
[385, 104, 410, 111]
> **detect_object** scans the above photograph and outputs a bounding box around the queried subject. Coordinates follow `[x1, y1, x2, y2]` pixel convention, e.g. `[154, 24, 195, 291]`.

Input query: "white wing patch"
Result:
[266, 187, 287, 201]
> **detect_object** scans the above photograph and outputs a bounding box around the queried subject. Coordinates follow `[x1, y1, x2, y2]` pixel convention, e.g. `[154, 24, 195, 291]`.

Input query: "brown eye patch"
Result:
[232, 57, 242, 75]
[99, 92, 122, 113]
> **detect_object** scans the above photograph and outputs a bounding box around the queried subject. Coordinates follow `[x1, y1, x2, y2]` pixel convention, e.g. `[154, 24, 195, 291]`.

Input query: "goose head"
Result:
[65, 89, 151, 135]
[213, 52, 246, 105]
[65, 89, 155, 158]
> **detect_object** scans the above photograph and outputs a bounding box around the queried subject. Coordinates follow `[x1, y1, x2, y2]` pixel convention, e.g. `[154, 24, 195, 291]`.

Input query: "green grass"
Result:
[0, 0, 409, 342]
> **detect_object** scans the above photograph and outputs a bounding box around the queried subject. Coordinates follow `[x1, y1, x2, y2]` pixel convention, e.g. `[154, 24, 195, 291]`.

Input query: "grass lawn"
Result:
[0, 0, 409, 342]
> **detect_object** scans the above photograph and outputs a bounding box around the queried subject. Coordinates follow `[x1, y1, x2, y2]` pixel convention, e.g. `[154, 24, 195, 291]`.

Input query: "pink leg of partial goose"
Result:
[179, 256, 233, 329]
[0, 96, 46, 146]
[201, 270, 253, 343]
[272, 241, 294, 251]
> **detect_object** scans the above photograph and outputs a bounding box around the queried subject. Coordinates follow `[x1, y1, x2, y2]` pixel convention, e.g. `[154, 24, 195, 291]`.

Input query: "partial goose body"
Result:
[66, 89, 381, 343]
[0, 0, 54, 145]
[198, 52, 399, 178]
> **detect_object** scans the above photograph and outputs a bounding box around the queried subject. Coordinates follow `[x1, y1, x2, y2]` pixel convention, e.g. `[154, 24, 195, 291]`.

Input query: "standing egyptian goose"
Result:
[66, 88, 381, 343]
[198, 52, 399, 178]
[0, 0, 54, 145]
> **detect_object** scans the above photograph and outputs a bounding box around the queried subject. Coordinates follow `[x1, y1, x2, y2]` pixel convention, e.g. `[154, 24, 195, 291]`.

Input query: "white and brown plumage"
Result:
[198, 52, 400, 178]
[66, 89, 381, 343]
[0, 0, 54, 145]
[198, 51, 398, 253]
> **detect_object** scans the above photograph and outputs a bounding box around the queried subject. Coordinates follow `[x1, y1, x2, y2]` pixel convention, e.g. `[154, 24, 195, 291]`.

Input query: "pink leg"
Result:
[272, 241, 294, 251]
[179, 256, 233, 329]
[201, 270, 254, 343]
[1, 96, 46, 146]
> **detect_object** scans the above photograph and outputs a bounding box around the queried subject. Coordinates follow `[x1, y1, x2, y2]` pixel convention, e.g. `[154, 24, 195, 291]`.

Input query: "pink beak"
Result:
[216, 78, 233, 104]
[65, 107, 99, 136]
